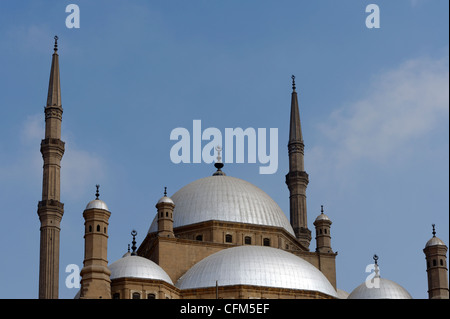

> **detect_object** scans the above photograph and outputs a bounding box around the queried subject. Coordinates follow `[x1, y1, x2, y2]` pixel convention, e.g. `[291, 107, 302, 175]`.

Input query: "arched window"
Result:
[263, 238, 270, 246]
[112, 293, 120, 299]
[319, 229, 322, 234]
[96, 224, 100, 232]
[196, 235, 203, 241]
[244, 236, 252, 245]
[324, 229, 327, 234]
[225, 234, 232, 243]
[132, 292, 141, 299]
[433, 259, 437, 266]
[88, 225, 92, 233]
[440, 259, 444, 266]
[166, 212, 168, 217]
[147, 293, 156, 299]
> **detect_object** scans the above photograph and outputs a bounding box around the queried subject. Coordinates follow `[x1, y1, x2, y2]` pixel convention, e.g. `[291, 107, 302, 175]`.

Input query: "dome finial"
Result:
[373, 254, 380, 277]
[131, 230, 137, 256]
[213, 145, 226, 176]
[291, 74, 296, 92]
[321, 205, 324, 214]
[95, 184, 100, 199]
[432, 224, 436, 237]
[164, 186, 167, 197]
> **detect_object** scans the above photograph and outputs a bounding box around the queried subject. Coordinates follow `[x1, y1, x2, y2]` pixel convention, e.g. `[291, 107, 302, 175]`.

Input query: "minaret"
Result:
[156, 187, 175, 238]
[285, 75, 311, 249]
[37, 36, 65, 299]
[313, 205, 333, 253]
[79, 185, 112, 299]
[423, 224, 449, 299]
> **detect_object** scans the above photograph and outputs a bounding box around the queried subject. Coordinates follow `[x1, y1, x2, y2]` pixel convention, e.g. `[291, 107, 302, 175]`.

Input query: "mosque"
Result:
[36, 36, 449, 299]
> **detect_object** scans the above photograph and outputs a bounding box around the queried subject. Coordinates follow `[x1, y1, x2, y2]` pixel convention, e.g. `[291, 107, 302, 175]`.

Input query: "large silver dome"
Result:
[175, 246, 338, 297]
[347, 277, 412, 299]
[148, 175, 295, 236]
[109, 255, 173, 285]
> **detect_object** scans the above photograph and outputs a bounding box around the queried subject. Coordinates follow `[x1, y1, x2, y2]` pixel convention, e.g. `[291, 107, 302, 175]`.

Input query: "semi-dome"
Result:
[175, 246, 338, 298]
[148, 175, 295, 236]
[109, 255, 173, 285]
[347, 277, 412, 299]
[85, 199, 109, 211]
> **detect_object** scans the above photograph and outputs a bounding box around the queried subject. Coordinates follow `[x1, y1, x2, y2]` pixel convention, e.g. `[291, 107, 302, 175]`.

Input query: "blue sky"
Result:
[0, 0, 448, 299]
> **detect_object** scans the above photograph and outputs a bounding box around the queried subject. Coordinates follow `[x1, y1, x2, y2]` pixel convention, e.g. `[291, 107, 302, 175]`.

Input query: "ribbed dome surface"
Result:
[148, 175, 294, 236]
[109, 255, 173, 284]
[348, 277, 412, 299]
[175, 246, 338, 297]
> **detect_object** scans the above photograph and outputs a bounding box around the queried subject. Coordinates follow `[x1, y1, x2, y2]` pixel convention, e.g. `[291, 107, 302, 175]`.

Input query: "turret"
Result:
[313, 205, 333, 253]
[156, 187, 175, 238]
[79, 185, 112, 299]
[423, 224, 449, 299]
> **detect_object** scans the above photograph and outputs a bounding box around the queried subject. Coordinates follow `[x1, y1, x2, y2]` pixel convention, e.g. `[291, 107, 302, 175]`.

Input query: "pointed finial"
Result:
[54, 35, 58, 53]
[321, 205, 324, 214]
[432, 224, 436, 237]
[127, 244, 130, 253]
[164, 187, 167, 197]
[95, 184, 100, 199]
[131, 230, 137, 256]
[291, 75, 296, 91]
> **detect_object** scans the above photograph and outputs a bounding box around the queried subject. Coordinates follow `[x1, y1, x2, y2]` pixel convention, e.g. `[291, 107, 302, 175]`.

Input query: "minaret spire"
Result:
[47, 36, 61, 109]
[285, 75, 311, 249]
[37, 36, 65, 299]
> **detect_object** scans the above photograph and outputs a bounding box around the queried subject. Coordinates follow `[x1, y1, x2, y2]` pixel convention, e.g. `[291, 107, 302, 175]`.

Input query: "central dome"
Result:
[148, 175, 295, 236]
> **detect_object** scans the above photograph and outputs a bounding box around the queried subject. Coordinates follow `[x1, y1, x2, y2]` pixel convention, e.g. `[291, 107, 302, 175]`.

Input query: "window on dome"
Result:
[263, 238, 270, 246]
[147, 293, 156, 299]
[244, 236, 252, 245]
[225, 234, 232, 243]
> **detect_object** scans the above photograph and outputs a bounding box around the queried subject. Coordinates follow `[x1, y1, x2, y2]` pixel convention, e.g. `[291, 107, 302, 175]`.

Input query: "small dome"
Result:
[175, 246, 338, 298]
[425, 236, 446, 248]
[148, 175, 295, 236]
[315, 213, 331, 222]
[85, 199, 109, 211]
[157, 195, 174, 205]
[348, 277, 412, 299]
[109, 255, 173, 285]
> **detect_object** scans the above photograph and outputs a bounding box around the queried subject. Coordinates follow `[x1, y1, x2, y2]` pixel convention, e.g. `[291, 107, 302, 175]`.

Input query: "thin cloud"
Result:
[311, 54, 449, 173]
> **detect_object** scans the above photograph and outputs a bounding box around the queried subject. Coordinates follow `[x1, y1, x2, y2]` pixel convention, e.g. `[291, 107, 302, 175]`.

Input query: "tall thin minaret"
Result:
[285, 75, 311, 249]
[37, 36, 65, 299]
